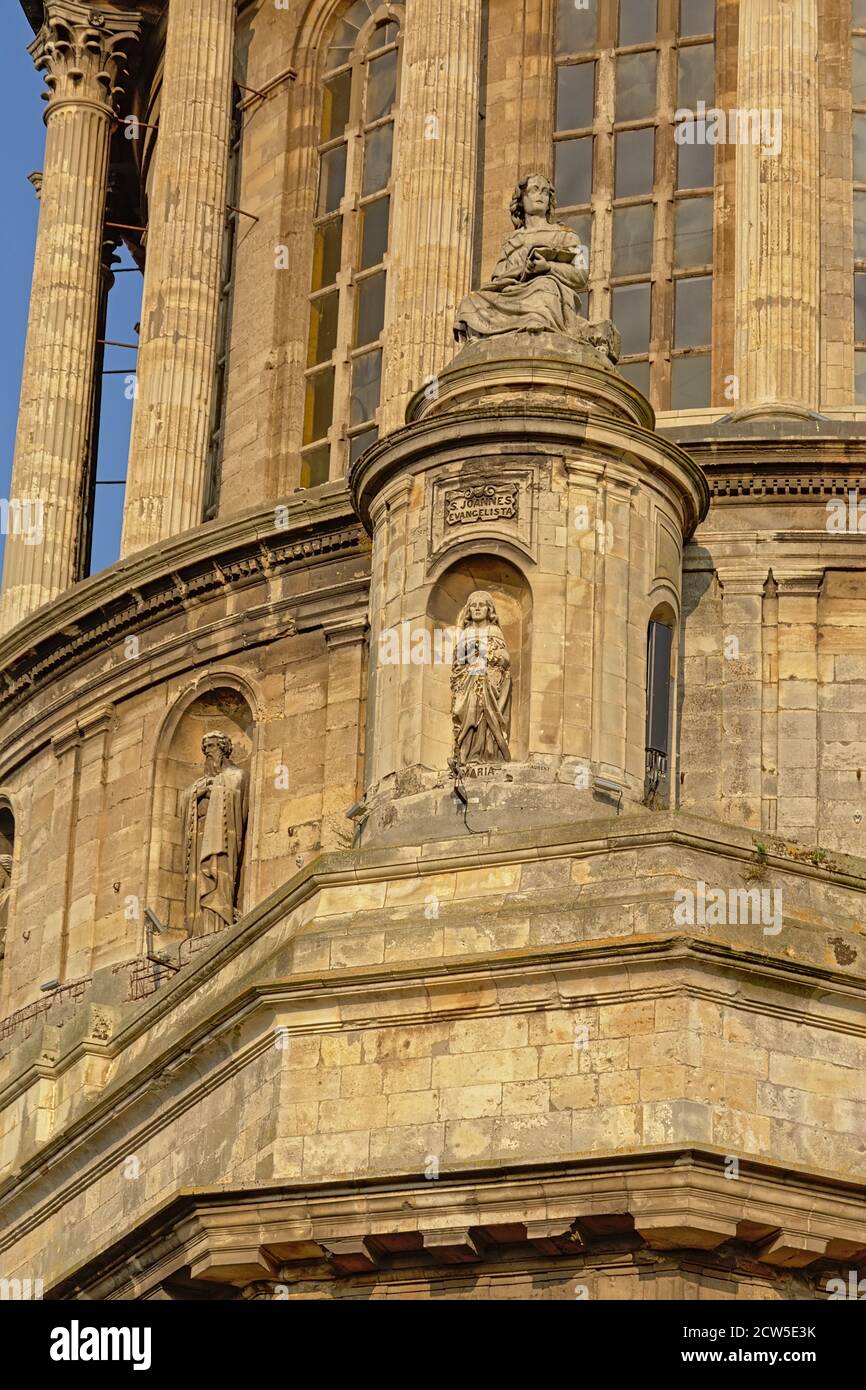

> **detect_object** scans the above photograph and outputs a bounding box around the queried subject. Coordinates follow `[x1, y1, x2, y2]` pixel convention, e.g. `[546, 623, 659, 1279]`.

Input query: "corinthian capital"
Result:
[28, 3, 143, 116]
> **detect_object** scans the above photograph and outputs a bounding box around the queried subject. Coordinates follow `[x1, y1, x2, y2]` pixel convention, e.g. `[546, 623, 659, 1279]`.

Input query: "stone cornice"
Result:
[40, 1149, 866, 1298]
[350, 406, 710, 537]
[660, 429, 866, 499]
[0, 488, 368, 724]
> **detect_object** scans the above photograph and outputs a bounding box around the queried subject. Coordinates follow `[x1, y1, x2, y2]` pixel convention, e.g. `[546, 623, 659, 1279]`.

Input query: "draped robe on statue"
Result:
[451, 623, 512, 764]
[455, 224, 589, 339]
[180, 763, 247, 934]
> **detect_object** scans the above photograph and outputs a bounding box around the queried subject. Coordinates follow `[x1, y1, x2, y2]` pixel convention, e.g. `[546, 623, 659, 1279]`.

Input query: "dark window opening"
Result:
[645, 619, 673, 803]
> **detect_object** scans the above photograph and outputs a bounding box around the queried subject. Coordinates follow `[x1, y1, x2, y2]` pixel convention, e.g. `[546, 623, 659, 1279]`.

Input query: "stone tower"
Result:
[0, 0, 864, 1303]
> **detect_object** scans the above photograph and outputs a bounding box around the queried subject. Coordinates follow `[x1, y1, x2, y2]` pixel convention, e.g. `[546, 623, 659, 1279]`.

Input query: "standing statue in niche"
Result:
[0, 853, 11, 965]
[451, 591, 512, 764]
[454, 172, 620, 362]
[180, 732, 248, 936]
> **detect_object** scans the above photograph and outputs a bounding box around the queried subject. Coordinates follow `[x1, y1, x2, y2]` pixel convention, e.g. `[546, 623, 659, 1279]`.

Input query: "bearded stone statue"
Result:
[180, 732, 248, 935]
[0, 852, 11, 965]
[451, 591, 512, 764]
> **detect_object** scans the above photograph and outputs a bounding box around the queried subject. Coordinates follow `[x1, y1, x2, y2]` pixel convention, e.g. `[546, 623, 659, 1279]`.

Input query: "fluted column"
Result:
[0, 3, 141, 636]
[734, 0, 820, 412]
[379, 0, 482, 432]
[121, 0, 235, 554]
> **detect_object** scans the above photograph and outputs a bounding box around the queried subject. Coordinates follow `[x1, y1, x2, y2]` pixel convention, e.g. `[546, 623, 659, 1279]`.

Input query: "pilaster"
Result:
[379, 0, 483, 431]
[121, 0, 235, 553]
[734, 0, 820, 412]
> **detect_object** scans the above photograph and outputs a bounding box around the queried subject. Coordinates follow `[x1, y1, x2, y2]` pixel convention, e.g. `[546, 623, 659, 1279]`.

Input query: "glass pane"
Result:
[561, 210, 592, 267]
[321, 69, 351, 141]
[677, 125, 714, 188]
[675, 275, 712, 347]
[674, 196, 713, 268]
[856, 40, 866, 111]
[327, 47, 354, 70]
[311, 217, 342, 290]
[556, 62, 594, 130]
[620, 0, 657, 46]
[300, 444, 330, 489]
[360, 196, 390, 269]
[678, 43, 715, 109]
[303, 366, 335, 444]
[355, 270, 386, 346]
[856, 351, 866, 404]
[366, 48, 398, 123]
[554, 136, 593, 206]
[350, 426, 378, 463]
[556, 0, 598, 54]
[337, 0, 376, 42]
[619, 360, 651, 396]
[615, 127, 655, 198]
[612, 282, 651, 355]
[326, 2, 377, 70]
[855, 116, 866, 184]
[363, 123, 393, 195]
[612, 204, 654, 276]
[372, 20, 399, 48]
[616, 51, 657, 121]
[857, 274, 866, 341]
[671, 355, 711, 409]
[318, 144, 347, 215]
[351, 348, 382, 425]
[855, 192, 866, 262]
[307, 289, 339, 366]
[680, 0, 715, 35]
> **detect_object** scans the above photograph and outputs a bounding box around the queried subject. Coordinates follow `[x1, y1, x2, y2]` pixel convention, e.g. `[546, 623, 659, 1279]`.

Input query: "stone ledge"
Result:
[349, 403, 709, 537]
[45, 1148, 866, 1299]
[0, 484, 366, 722]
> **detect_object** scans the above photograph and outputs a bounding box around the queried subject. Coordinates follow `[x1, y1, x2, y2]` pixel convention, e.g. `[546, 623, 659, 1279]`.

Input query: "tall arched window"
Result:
[853, 0, 866, 401]
[0, 805, 15, 991]
[645, 614, 674, 804]
[301, 2, 403, 488]
[553, 0, 715, 410]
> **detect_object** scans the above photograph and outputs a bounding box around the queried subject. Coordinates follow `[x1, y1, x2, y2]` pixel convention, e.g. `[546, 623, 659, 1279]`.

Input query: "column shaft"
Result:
[0, 5, 140, 635]
[734, 0, 820, 411]
[379, 0, 482, 432]
[121, 0, 235, 554]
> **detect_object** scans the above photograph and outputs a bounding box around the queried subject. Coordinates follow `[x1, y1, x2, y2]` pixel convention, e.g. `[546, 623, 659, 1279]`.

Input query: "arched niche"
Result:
[423, 554, 533, 769]
[147, 682, 257, 936]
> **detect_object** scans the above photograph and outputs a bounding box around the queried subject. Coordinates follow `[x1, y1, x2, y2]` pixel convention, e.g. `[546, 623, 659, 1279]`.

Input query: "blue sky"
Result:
[0, 5, 142, 581]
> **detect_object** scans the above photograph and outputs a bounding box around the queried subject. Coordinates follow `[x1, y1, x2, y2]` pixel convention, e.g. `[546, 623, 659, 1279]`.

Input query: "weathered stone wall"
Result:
[0, 815, 863, 1292]
[679, 464, 866, 855]
[0, 497, 369, 1021]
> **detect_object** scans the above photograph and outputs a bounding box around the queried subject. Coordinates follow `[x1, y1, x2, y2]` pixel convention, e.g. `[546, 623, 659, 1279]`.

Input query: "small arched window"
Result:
[301, 3, 403, 488]
[645, 615, 674, 803]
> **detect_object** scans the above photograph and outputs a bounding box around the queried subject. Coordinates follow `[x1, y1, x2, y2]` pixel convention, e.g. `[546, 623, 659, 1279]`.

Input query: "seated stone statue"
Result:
[454, 173, 620, 363]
